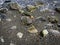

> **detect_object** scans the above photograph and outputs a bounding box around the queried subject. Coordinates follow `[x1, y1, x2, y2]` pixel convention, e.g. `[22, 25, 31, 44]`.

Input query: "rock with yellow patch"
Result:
[35, 1, 44, 7]
[26, 5, 36, 12]
[9, 2, 22, 10]
[28, 25, 38, 33]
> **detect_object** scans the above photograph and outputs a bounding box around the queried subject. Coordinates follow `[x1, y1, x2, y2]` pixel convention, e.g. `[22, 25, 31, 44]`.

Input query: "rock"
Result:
[36, 16, 46, 21]
[17, 32, 23, 39]
[19, 10, 24, 14]
[10, 42, 15, 45]
[28, 25, 38, 33]
[0, 8, 8, 13]
[4, 0, 11, 3]
[49, 29, 60, 36]
[39, 29, 49, 37]
[35, 1, 44, 7]
[44, 23, 54, 29]
[9, 2, 21, 10]
[26, 5, 36, 12]
[0, 36, 5, 43]
[48, 16, 58, 23]
[21, 16, 32, 25]
[46, 23, 53, 27]
[22, 11, 31, 16]
[55, 7, 60, 13]
[57, 24, 60, 27]
[0, 14, 6, 20]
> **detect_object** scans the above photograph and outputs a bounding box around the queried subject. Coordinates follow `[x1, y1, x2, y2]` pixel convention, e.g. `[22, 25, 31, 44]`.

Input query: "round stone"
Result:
[0, 8, 8, 13]
[21, 16, 32, 25]
[17, 32, 23, 39]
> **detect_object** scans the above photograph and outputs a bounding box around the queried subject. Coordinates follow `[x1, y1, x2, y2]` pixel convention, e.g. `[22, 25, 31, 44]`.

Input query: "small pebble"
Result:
[10, 42, 15, 45]
[10, 26, 17, 29]
[21, 16, 32, 25]
[17, 32, 23, 38]
[0, 36, 4, 43]
[14, 15, 16, 18]
[0, 18, 1, 21]
[42, 29, 49, 37]
[6, 18, 12, 21]
[46, 23, 53, 27]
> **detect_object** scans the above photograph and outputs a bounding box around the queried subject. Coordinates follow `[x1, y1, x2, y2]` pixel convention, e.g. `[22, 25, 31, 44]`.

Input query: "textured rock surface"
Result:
[0, 0, 60, 45]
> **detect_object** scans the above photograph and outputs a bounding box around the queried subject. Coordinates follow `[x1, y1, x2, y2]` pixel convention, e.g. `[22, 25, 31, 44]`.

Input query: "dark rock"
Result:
[4, 0, 11, 3]
[21, 16, 32, 25]
[55, 7, 60, 13]
[0, 14, 6, 19]
[48, 16, 58, 23]
[0, 8, 8, 13]
[57, 24, 60, 27]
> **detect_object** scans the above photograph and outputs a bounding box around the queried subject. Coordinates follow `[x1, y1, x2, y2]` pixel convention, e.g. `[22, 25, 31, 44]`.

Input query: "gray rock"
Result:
[55, 7, 60, 13]
[21, 16, 32, 25]
[47, 16, 58, 23]
[0, 8, 8, 13]
[9, 2, 21, 10]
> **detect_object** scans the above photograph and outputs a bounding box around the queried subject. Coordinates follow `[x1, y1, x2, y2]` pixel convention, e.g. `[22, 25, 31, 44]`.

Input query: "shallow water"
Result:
[0, 0, 60, 10]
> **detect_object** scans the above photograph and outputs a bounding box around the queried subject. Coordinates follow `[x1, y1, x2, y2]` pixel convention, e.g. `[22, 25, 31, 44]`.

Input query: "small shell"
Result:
[42, 29, 49, 37]
[17, 32, 23, 38]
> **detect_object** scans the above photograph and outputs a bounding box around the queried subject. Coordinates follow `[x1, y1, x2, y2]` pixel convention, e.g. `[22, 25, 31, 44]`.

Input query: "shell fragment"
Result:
[17, 32, 23, 38]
